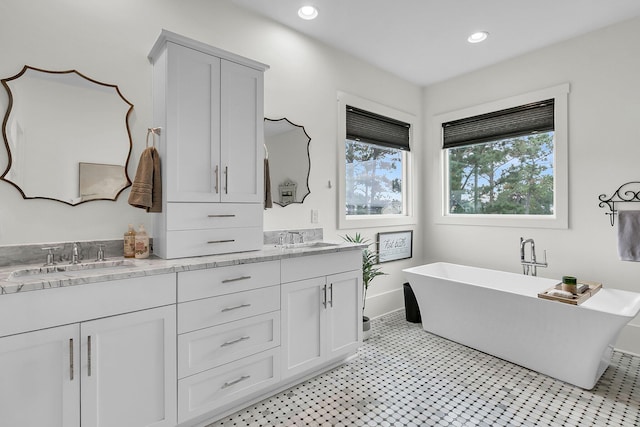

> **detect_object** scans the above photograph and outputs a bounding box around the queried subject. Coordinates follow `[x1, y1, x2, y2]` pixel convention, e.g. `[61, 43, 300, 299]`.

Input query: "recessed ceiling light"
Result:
[298, 5, 318, 20]
[467, 31, 489, 44]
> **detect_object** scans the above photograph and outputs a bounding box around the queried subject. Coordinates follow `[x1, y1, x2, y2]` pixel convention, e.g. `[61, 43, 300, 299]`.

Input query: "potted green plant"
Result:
[342, 233, 386, 340]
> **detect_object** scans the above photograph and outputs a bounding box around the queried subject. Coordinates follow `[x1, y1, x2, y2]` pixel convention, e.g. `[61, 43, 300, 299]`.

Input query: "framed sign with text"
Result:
[377, 230, 413, 263]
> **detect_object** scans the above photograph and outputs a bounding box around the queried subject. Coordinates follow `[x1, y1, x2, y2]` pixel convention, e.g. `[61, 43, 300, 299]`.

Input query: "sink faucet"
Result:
[42, 246, 60, 266]
[71, 242, 81, 264]
[520, 237, 547, 276]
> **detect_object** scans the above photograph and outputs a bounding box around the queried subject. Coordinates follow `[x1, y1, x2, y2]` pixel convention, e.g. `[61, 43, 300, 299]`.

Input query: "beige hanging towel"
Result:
[128, 146, 162, 212]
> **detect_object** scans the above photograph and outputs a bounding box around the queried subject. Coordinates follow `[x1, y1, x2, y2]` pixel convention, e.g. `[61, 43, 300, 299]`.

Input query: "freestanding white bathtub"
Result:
[403, 262, 640, 389]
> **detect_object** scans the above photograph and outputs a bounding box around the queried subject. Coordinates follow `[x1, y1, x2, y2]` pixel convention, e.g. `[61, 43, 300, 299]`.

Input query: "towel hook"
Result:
[146, 127, 162, 148]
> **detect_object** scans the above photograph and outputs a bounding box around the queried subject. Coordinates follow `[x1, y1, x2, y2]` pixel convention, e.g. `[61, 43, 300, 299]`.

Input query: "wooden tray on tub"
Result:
[538, 280, 602, 305]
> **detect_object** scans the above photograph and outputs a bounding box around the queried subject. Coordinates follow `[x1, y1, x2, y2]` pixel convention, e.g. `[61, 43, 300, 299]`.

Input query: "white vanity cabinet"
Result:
[0, 324, 80, 427]
[81, 306, 176, 427]
[280, 251, 362, 380]
[148, 30, 269, 259]
[176, 261, 281, 423]
[0, 275, 177, 427]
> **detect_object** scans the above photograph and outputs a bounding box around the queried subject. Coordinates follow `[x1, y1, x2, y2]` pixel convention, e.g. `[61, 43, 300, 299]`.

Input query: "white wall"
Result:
[7, 1, 636, 349]
[423, 16, 640, 354]
[0, 0, 422, 317]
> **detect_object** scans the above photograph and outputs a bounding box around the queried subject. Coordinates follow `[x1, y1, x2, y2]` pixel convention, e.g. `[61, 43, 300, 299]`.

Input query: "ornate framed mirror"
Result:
[264, 118, 311, 207]
[1, 66, 133, 205]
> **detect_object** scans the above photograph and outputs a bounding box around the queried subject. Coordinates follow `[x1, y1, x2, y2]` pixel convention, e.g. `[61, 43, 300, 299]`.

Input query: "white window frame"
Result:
[434, 83, 570, 229]
[337, 91, 416, 229]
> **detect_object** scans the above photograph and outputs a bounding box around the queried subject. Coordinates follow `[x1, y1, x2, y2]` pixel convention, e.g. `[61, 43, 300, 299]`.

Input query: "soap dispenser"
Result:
[134, 224, 150, 259]
[124, 224, 136, 258]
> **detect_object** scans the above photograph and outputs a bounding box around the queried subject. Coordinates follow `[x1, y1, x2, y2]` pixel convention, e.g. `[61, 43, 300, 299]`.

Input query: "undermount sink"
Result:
[275, 241, 340, 250]
[8, 259, 135, 281]
[301, 241, 340, 248]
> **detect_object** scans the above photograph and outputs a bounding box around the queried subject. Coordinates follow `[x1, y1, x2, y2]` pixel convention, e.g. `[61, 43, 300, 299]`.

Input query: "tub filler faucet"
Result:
[520, 237, 547, 276]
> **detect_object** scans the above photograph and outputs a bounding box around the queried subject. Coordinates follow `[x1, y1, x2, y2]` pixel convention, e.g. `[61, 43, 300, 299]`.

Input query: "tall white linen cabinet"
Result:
[148, 30, 269, 259]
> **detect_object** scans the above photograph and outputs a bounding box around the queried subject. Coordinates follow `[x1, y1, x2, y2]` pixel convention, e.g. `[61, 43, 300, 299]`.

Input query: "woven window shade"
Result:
[346, 106, 410, 151]
[442, 99, 554, 149]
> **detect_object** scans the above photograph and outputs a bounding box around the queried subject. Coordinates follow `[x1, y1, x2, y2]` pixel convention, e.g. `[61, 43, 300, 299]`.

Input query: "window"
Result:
[444, 100, 554, 215]
[338, 92, 415, 229]
[435, 84, 569, 229]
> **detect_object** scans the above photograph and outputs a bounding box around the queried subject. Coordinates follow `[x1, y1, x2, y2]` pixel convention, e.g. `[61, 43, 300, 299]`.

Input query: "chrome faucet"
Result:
[96, 244, 106, 262]
[42, 246, 60, 266]
[520, 237, 547, 276]
[71, 242, 81, 264]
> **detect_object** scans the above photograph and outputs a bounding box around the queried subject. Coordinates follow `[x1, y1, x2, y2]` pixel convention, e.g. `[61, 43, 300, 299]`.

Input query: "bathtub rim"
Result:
[403, 262, 640, 319]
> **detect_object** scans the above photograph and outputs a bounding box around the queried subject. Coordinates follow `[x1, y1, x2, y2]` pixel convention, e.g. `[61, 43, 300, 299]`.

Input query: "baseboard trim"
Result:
[615, 323, 640, 356]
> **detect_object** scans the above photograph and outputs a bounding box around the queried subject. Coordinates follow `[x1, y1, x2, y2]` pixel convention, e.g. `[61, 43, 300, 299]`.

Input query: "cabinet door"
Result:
[0, 324, 80, 427]
[326, 271, 362, 358]
[80, 305, 177, 427]
[220, 59, 264, 203]
[281, 277, 326, 379]
[166, 42, 221, 202]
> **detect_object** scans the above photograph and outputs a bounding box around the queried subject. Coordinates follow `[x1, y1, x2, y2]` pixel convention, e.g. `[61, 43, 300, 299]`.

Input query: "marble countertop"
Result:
[0, 242, 364, 296]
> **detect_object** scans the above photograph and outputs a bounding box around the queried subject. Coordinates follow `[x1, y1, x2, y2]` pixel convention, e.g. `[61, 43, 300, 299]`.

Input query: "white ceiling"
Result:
[231, 0, 640, 87]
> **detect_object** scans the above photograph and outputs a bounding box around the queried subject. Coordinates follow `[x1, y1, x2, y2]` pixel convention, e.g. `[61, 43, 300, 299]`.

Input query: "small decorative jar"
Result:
[562, 275, 578, 294]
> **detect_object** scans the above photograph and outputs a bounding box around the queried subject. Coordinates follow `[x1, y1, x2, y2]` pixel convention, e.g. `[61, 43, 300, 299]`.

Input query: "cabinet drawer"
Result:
[177, 348, 280, 423]
[166, 202, 263, 231]
[178, 285, 279, 333]
[281, 250, 361, 283]
[178, 312, 279, 378]
[165, 227, 262, 259]
[178, 260, 280, 302]
[0, 274, 176, 338]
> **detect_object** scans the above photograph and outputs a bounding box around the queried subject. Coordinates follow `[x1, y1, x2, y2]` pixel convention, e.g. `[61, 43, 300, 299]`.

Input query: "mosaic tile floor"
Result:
[208, 310, 640, 427]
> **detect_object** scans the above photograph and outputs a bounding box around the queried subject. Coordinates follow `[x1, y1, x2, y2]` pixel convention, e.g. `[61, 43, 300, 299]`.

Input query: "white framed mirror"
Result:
[1, 66, 133, 205]
[264, 118, 311, 207]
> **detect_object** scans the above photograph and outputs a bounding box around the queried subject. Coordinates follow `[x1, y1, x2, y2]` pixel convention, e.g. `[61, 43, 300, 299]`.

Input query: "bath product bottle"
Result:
[124, 224, 136, 258]
[561, 275, 577, 294]
[134, 224, 150, 259]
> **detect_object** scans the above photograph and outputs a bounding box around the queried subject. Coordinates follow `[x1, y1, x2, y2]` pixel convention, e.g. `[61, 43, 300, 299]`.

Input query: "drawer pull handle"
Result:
[69, 338, 74, 381]
[207, 214, 236, 218]
[222, 276, 252, 283]
[221, 303, 251, 312]
[220, 336, 250, 347]
[222, 375, 250, 389]
[207, 239, 235, 244]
